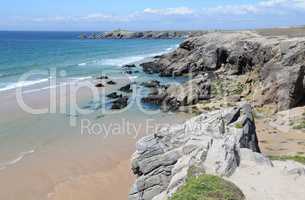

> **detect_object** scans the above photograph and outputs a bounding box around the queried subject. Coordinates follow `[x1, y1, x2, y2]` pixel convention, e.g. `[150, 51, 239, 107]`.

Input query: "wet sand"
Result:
[0, 79, 192, 200]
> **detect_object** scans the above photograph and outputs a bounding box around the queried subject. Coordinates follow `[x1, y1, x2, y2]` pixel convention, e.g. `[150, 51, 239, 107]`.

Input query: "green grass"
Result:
[292, 120, 305, 129]
[234, 122, 243, 129]
[170, 175, 245, 200]
[268, 155, 305, 164]
[231, 83, 244, 95]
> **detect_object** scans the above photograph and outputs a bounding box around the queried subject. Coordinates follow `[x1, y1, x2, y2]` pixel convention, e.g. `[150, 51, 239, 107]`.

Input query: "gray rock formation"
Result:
[80, 30, 193, 40]
[111, 96, 129, 110]
[140, 31, 305, 110]
[129, 104, 262, 200]
[141, 74, 211, 111]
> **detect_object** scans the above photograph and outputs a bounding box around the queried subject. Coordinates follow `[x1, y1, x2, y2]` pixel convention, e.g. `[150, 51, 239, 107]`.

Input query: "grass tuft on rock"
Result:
[170, 175, 245, 200]
[234, 122, 243, 129]
[292, 120, 305, 130]
[269, 155, 305, 164]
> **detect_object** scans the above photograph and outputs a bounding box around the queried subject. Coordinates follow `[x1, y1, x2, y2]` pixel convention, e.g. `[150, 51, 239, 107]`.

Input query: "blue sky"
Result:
[1, 0, 305, 31]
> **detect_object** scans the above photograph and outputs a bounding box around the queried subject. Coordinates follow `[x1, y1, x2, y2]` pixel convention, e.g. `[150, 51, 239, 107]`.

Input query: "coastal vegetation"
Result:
[170, 175, 245, 200]
[269, 155, 305, 164]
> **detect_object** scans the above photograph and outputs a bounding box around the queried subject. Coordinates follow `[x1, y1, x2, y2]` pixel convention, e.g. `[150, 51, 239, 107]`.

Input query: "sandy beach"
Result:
[0, 77, 191, 200]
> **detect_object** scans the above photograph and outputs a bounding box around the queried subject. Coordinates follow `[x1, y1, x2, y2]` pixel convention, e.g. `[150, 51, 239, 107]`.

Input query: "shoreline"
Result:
[0, 39, 194, 200]
[1, 27, 305, 200]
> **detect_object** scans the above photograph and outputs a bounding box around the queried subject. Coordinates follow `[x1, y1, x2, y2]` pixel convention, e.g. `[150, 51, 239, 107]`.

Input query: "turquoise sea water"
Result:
[0, 31, 181, 92]
[0, 31, 187, 172]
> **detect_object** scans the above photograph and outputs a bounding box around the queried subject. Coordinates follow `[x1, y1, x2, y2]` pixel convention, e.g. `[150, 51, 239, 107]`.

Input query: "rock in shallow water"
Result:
[111, 96, 129, 110]
[95, 83, 105, 88]
[119, 84, 133, 93]
[107, 80, 117, 85]
[106, 92, 122, 99]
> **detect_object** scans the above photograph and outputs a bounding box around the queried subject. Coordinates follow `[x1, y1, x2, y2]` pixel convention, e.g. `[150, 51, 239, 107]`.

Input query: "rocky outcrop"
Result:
[119, 84, 133, 93]
[95, 83, 105, 88]
[80, 30, 192, 40]
[107, 92, 122, 99]
[129, 104, 262, 200]
[96, 75, 109, 80]
[140, 32, 275, 76]
[111, 96, 129, 109]
[140, 31, 305, 110]
[141, 74, 211, 111]
[141, 80, 160, 88]
[129, 104, 305, 200]
[107, 80, 117, 85]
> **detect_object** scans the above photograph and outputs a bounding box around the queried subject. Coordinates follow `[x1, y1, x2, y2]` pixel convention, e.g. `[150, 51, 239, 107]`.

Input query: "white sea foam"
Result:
[100, 45, 178, 67]
[22, 85, 58, 94]
[0, 78, 49, 92]
[78, 62, 87, 66]
[101, 55, 149, 66]
[0, 150, 35, 170]
[69, 76, 92, 81]
[21, 76, 92, 94]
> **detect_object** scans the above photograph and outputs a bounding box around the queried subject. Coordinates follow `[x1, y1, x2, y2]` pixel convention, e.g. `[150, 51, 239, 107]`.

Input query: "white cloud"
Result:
[206, 5, 260, 15]
[8, 1, 305, 26]
[79, 13, 114, 21]
[203, 0, 305, 16]
[259, 0, 289, 7]
[259, 0, 305, 9]
[16, 13, 132, 23]
[143, 7, 194, 15]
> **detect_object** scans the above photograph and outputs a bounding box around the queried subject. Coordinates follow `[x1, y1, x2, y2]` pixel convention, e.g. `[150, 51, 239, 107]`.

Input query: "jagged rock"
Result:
[123, 64, 136, 68]
[111, 96, 129, 109]
[119, 84, 133, 93]
[107, 92, 122, 99]
[140, 62, 163, 74]
[96, 75, 109, 80]
[141, 80, 160, 88]
[161, 75, 211, 111]
[95, 83, 105, 88]
[141, 94, 167, 105]
[129, 104, 266, 200]
[204, 134, 240, 176]
[224, 107, 241, 125]
[261, 64, 305, 110]
[141, 75, 211, 111]
[107, 80, 116, 85]
[81, 30, 193, 40]
[125, 70, 133, 74]
[239, 104, 261, 153]
[141, 31, 305, 110]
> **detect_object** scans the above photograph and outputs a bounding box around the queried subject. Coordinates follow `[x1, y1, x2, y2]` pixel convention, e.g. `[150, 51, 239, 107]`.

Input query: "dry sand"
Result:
[256, 106, 305, 156]
[0, 79, 191, 200]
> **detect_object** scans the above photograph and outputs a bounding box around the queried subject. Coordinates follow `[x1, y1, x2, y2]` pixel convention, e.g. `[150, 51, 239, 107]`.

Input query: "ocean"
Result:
[0, 32, 192, 200]
[0, 31, 181, 92]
